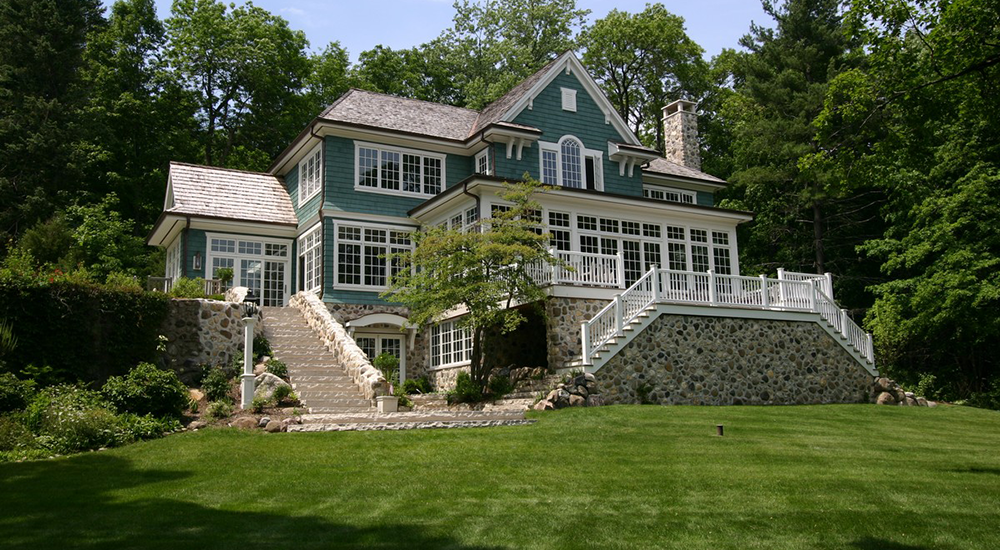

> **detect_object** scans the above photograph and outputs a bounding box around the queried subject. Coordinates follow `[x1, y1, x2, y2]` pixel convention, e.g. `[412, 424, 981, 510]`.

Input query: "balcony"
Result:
[147, 277, 224, 296]
[528, 250, 625, 289]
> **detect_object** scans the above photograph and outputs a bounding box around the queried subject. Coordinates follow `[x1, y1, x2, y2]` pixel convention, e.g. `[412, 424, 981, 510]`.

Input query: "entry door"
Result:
[356, 334, 406, 382]
[263, 260, 287, 306]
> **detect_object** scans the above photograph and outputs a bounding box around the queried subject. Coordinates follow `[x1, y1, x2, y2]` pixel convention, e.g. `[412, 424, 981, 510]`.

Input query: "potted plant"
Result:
[373, 352, 400, 413]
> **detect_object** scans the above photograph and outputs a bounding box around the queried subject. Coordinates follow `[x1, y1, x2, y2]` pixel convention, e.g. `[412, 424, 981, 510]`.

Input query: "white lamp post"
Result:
[240, 297, 259, 409]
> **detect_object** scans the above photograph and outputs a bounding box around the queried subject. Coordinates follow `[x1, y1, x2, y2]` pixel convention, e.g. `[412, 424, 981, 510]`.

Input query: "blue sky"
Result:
[108, 0, 771, 62]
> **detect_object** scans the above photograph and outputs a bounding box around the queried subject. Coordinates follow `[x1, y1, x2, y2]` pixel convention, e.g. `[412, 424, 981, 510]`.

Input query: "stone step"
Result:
[300, 410, 526, 424]
[297, 391, 370, 399]
[288, 418, 535, 432]
[301, 398, 373, 406]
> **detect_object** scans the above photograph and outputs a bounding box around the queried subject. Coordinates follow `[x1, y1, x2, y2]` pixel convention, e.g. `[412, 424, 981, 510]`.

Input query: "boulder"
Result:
[188, 420, 207, 430]
[188, 388, 205, 402]
[533, 399, 554, 411]
[585, 395, 605, 407]
[231, 417, 258, 430]
[568, 394, 586, 407]
[575, 385, 589, 398]
[255, 373, 291, 401]
[875, 392, 896, 405]
[916, 396, 929, 407]
[281, 417, 301, 427]
[905, 396, 918, 406]
[874, 377, 894, 393]
[225, 286, 249, 302]
[258, 416, 271, 428]
[264, 420, 284, 433]
[553, 389, 571, 408]
[584, 373, 596, 383]
[253, 363, 266, 376]
[927, 401, 938, 408]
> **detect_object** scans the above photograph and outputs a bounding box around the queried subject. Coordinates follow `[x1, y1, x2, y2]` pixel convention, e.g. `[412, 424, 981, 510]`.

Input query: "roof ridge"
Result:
[323, 88, 481, 115]
[169, 161, 279, 178]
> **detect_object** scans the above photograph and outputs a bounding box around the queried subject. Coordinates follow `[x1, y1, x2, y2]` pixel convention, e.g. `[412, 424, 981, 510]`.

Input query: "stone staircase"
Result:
[261, 307, 374, 414]
[287, 410, 533, 432]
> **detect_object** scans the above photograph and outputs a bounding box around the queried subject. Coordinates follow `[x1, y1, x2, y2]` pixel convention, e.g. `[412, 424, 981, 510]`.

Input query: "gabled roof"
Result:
[319, 89, 481, 142]
[470, 55, 563, 135]
[165, 162, 298, 225]
[643, 157, 727, 184]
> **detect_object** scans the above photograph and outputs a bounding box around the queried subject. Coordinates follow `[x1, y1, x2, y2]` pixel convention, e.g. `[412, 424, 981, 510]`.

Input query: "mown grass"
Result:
[1, 404, 998, 549]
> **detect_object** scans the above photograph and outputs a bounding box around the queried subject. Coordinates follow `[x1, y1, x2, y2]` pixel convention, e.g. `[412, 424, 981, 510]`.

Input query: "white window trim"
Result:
[298, 143, 322, 206]
[643, 184, 697, 205]
[561, 87, 577, 112]
[475, 148, 491, 175]
[298, 223, 322, 294]
[333, 220, 414, 293]
[538, 135, 604, 191]
[204, 232, 293, 304]
[428, 318, 473, 371]
[354, 140, 447, 199]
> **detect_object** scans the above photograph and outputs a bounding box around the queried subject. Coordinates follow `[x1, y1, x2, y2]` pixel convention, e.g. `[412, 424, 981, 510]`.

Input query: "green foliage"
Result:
[200, 368, 232, 403]
[104, 271, 143, 291]
[487, 374, 514, 399]
[252, 335, 271, 362]
[0, 373, 35, 413]
[0, 317, 17, 360]
[0, 413, 37, 453]
[64, 193, 149, 280]
[401, 377, 433, 395]
[205, 400, 233, 420]
[0, 277, 169, 385]
[214, 267, 233, 285]
[383, 178, 555, 390]
[115, 412, 181, 443]
[250, 395, 269, 414]
[448, 371, 483, 404]
[101, 362, 189, 418]
[265, 359, 287, 378]
[271, 384, 295, 405]
[373, 353, 400, 389]
[168, 277, 206, 298]
[26, 385, 120, 453]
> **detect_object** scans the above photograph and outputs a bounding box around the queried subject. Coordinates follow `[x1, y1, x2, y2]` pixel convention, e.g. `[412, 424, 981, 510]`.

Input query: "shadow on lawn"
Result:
[0, 453, 502, 550]
[851, 537, 932, 550]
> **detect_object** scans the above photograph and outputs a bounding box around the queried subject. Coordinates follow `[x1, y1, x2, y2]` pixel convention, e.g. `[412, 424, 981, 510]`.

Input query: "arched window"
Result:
[560, 138, 583, 188]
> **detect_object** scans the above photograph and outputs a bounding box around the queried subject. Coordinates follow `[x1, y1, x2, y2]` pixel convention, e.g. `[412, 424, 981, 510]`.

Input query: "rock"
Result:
[188, 388, 205, 402]
[188, 420, 207, 430]
[264, 420, 284, 433]
[255, 372, 291, 400]
[575, 385, 589, 397]
[905, 396, 918, 406]
[231, 417, 258, 429]
[584, 373, 596, 383]
[253, 363, 266, 376]
[258, 416, 271, 428]
[876, 392, 896, 405]
[927, 401, 938, 408]
[874, 377, 894, 393]
[553, 389, 571, 408]
[916, 396, 928, 407]
[281, 417, 300, 427]
[545, 389, 560, 402]
[904, 391, 915, 399]
[568, 394, 586, 407]
[585, 395, 605, 407]
[533, 399, 554, 411]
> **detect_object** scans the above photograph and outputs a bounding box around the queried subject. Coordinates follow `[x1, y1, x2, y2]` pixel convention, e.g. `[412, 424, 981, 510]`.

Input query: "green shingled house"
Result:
[148, 51, 875, 391]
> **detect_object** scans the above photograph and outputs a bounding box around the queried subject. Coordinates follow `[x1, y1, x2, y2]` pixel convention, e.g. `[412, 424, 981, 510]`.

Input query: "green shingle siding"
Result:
[323, 289, 394, 306]
[509, 71, 643, 196]
[322, 217, 336, 298]
[697, 191, 714, 207]
[184, 228, 207, 279]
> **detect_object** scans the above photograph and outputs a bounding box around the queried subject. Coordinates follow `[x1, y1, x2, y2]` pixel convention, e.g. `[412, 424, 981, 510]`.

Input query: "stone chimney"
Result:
[662, 99, 701, 171]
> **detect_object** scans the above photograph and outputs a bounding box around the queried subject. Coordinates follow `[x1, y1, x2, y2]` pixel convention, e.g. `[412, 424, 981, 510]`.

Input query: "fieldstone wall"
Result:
[429, 365, 470, 391]
[545, 297, 611, 369]
[326, 303, 433, 383]
[160, 299, 263, 384]
[326, 303, 409, 324]
[595, 314, 872, 405]
[293, 293, 389, 399]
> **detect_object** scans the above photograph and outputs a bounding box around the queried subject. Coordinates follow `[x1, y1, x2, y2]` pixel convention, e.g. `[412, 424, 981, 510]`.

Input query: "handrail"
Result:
[580, 267, 875, 366]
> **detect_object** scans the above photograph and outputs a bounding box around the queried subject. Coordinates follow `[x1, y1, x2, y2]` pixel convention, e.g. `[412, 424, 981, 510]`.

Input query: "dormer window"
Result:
[643, 185, 697, 205]
[540, 136, 603, 190]
[298, 144, 322, 205]
[475, 148, 491, 175]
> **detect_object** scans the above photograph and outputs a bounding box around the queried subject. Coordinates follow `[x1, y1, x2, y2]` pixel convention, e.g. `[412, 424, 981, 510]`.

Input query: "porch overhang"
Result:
[147, 212, 298, 247]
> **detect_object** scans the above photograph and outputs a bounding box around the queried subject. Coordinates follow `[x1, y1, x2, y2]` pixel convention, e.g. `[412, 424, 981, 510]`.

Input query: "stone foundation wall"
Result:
[325, 303, 410, 324]
[160, 299, 263, 384]
[429, 365, 470, 391]
[595, 314, 872, 405]
[325, 303, 432, 383]
[545, 297, 611, 369]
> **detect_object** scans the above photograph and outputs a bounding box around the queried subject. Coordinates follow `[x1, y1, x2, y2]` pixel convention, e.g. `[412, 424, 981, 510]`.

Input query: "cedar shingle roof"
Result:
[166, 162, 297, 225]
[643, 157, 726, 184]
[470, 55, 563, 135]
[319, 89, 481, 141]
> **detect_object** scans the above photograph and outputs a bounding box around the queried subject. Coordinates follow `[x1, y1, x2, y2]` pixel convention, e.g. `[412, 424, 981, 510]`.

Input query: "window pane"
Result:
[380, 150, 400, 190]
[240, 259, 262, 294]
[423, 157, 441, 194]
[359, 147, 378, 188]
[338, 243, 361, 285]
[364, 245, 386, 286]
[402, 154, 421, 193]
[265, 243, 288, 257]
[668, 243, 687, 271]
[542, 150, 558, 185]
[560, 139, 582, 188]
[692, 245, 710, 273]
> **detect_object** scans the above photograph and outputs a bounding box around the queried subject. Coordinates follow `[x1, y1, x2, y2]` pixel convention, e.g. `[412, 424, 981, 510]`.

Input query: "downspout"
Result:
[182, 216, 191, 278]
[462, 180, 481, 222]
[311, 125, 325, 301]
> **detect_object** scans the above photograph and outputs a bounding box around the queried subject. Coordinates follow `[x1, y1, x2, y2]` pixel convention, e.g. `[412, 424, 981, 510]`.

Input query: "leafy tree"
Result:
[813, 0, 1000, 400]
[383, 178, 555, 390]
[65, 194, 149, 279]
[0, 0, 105, 242]
[305, 41, 353, 111]
[580, 4, 708, 149]
[164, 0, 312, 168]
[352, 41, 464, 105]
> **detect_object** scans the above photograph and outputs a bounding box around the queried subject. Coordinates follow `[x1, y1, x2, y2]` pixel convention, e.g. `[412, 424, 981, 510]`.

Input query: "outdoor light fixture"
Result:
[242, 289, 260, 318]
[193, 252, 202, 271]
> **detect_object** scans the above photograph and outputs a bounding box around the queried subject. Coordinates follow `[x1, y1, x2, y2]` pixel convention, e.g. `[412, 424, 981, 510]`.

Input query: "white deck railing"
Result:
[530, 250, 625, 289]
[581, 267, 874, 366]
[147, 276, 224, 296]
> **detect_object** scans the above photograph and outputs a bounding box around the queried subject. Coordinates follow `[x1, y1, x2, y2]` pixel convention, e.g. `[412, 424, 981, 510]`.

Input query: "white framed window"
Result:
[335, 223, 413, 290]
[355, 141, 445, 197]
[475, 149, 491, 175]
[539, 136, 603, 190]
[205, 233, 292, 305]
[561, 87, 577, 112]
[430, 319, 472, 369]
[165, 240, 181, 279]
[298, 225, 322, 293]
[643, 185, 696, 205]
[298, 144, 322, 205]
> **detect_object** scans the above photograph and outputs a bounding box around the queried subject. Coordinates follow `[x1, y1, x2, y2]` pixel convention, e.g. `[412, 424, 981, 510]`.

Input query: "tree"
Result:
[383, 178, 555, 390]
[580, 4, 707, 149]
[352, 42, 462, 105]
[304, 41, 353, 111]
[813, 0, 1000, 401]
[164, 0, 312, 169]
[0, 0, 105, 243]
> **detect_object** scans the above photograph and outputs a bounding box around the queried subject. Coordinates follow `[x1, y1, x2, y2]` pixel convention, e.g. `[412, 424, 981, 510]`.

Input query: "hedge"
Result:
[0, 281, 169, 385]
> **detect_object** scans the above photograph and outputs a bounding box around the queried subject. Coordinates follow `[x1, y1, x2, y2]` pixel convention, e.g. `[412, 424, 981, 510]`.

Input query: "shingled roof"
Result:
[166, 162, 298, 225]
[319, 89, 481, 142]
[643, 157, 727, 184]
[470, 55, 563, 135]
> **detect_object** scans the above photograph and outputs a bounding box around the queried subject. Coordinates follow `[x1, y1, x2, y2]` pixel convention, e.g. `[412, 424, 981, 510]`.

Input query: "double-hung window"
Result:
[539, 136, 602, 190]
[475, 149, 491, 175]
[336, 224, 413, 289]
[298, 225, 322, 293]
[298, 145, 322, 205]
[356, 142, 444, 197]
[430, 319, 472, 369]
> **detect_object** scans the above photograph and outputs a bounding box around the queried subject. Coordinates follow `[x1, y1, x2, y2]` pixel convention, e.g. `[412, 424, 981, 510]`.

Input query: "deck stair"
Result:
[261, 306, 373, 414]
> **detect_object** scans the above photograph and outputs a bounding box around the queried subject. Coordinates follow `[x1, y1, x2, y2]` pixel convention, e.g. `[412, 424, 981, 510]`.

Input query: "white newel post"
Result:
[708, 270, 717, 305]
[616, 251, 626, 289]
[549, 247, 558, 285]
[580, 323, 591, 366]
[824, 272, 834, 299]
[650, 265, 660, 302]
[614, 295, 624, 336]
[776, 268, 787, 306]
[760, 274, 769, 308]
[840, 308, 850, 338]
[240, 315, 256, 409]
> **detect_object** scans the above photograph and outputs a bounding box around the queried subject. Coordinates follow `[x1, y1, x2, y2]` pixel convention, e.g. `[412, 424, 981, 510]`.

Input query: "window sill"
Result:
[298, 189, 321, 207]
[354, 185, 438, 200]
[427, 360, 471, 372]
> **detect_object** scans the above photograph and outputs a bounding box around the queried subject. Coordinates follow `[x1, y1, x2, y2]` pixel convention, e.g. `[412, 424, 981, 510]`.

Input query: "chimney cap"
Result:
[663, 99, 698, 117]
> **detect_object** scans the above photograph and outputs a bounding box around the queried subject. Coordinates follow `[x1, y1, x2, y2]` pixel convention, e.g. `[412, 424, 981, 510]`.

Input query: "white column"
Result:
[549, 247, 558, 285]
[840, 308, 850, 338]
[760, 274, 769, 308]
[580, 323, 591, 366]
[650, 265, 660, 302]
[824, 272, 834, 299]
[240, 315, 256, 409]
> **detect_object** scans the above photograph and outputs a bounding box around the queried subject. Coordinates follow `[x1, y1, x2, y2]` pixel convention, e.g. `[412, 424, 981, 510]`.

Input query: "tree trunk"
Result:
[470, 325, 486, 390]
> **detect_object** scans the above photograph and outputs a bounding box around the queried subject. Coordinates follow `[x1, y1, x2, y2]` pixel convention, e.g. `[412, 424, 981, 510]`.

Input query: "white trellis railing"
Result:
[580, 266, 874, 367]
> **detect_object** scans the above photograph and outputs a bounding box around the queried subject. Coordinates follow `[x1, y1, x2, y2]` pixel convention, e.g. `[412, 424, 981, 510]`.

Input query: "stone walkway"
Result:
[261, 307, 373, 414]
[289, 410, 534, 432]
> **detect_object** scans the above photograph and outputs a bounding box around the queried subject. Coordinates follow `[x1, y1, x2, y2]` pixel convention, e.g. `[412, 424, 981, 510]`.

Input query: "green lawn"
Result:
[1, 405, 998, 550]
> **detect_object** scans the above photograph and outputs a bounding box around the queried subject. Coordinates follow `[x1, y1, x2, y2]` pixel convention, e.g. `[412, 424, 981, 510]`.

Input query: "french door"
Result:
[355, 334, 406, 382]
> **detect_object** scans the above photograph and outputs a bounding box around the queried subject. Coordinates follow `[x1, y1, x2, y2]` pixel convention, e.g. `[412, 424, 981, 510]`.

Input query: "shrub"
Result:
[168, 277, 206, 299]
[104, 272, 142, 291]
[0, 414, 36, 452]
[448, 371, 482, 404]
[115, 413, 181, 443]
[250, 396, 269, 414]
[252, 335, 272, 362]
[102, 363, 189, 418]
[0, 372, 35, 413]
[201, 368, 232, 403]
[26, 385, 119, 453]
[205, 400, 234, 420]
[374, 353, 400, 389]
[487, 374, 514, 399]
[265, 359, 287, 378]
[401, 376, 432, 395]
